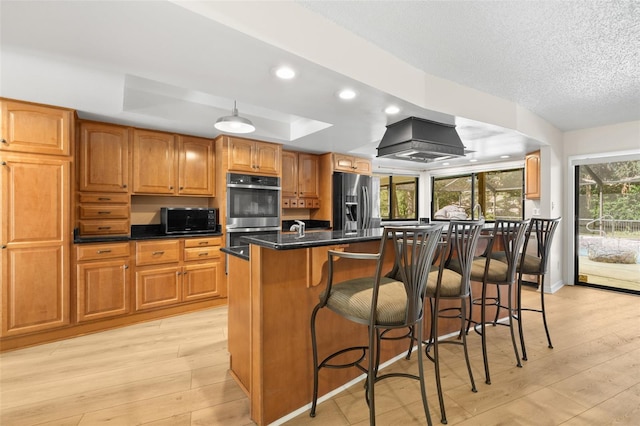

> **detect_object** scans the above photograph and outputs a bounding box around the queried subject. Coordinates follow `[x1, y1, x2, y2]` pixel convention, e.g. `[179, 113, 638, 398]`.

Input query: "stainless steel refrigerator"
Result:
[332, 172, 380, 232]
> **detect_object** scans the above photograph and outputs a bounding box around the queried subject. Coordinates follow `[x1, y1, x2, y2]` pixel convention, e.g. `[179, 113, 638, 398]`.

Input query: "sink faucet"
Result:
[290, 220, 306, 237]
[473, 204, 484, 220]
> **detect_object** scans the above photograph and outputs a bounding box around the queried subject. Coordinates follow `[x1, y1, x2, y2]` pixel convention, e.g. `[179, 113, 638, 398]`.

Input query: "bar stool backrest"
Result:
[488, 219, 530, 284]
[522, 217, 562, 274]
[442, 220, 485, 297]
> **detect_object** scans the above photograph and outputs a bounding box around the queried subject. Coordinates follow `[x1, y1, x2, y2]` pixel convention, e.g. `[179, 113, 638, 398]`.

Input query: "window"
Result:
[378, 175, 419, 220]
[432, 168, 524, 221]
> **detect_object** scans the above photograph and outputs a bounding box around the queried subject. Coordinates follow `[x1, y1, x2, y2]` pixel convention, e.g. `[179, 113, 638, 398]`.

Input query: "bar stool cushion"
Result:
[323, 277, 407, 325]
[447, 257, 509, 283]
[491, 252, 542, 274]
[426, 269, 463, 297]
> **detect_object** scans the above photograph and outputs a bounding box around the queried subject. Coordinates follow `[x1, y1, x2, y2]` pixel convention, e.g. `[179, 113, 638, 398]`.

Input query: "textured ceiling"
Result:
[299, 1, 640, 131]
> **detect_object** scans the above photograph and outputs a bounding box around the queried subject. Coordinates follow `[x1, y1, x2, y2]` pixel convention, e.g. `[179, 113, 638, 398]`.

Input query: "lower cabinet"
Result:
[75, 242, 131, 322]
[134, 237, 224, 312]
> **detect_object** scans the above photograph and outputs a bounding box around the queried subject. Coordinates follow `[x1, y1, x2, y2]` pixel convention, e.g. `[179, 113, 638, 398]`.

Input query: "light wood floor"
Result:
[1, 285, 639, 425]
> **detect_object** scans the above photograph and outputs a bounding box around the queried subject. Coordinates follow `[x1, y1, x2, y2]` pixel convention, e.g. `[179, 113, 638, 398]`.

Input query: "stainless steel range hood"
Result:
[376, 117, 466, 162]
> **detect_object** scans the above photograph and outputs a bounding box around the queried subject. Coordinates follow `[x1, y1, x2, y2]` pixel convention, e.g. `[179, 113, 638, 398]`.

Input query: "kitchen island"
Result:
[225, 229, 466, 425]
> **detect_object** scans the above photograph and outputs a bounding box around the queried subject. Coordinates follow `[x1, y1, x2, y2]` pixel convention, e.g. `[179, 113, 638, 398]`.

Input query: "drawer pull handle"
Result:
[199, 241, 208, 245]
[98, 211, 111, 215]
[98, 197, 111, 201]
[97, 249, 112, 254]
[198, 252, 209, 256]
[98, 226, 111, 230]
[152, 251, 165, 255]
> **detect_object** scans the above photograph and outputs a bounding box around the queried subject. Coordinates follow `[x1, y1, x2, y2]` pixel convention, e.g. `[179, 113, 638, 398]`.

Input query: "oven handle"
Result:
[226, 183, 281, 190]
[225, 226, 282, 233]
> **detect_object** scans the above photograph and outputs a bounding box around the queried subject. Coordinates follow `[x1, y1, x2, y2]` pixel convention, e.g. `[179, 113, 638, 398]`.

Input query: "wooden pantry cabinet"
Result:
[0, 99, 73, 337]
[1, 98, 72, 156]
[225, 136, 281, 176]
[282, 150, 320, 209]
[132, 130, 215, 196]
[134, 237, 224, 311]
[75, 242, 131, 322]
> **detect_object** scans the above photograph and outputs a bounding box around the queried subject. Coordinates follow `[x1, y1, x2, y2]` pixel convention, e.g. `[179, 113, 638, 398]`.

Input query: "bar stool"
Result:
[310, 225, 444, 426]
[424, 219, 484, 424]
[514, 217, 561, 360]
[452, 219, 529, 384]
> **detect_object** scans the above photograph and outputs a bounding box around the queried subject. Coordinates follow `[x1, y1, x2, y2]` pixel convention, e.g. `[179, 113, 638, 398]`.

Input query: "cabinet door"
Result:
[298, 153, 319, 198]
[354, 157, 372, 174]
[135, 266, 181, 311]
[76, 259, 130, 322]
[0, 100, 71, 156]
[182, 262, 223, 301]
[228, 138, 255, 173]
[333, 153, 356, 172]
[525, 151, 541, 199]
[254, 142, 281, 175]
[281, 151, 298, 198]
[78, 122, 129, 192]
[132, 130, 176, 194]
[178, 135, 214, 196]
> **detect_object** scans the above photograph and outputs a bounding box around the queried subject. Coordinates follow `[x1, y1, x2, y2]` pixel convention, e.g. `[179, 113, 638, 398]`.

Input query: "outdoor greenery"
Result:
[378, 175, 418, 220]
[579, 160, 640, 221]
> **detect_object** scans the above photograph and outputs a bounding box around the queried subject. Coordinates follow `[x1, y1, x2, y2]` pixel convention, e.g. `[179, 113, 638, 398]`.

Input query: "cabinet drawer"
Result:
[184, 246, 221, 262]
[76, 242, 130, 261]
[79, 204, 129, 219]
[78, 193, 129, 204]
[184, 236, 222, 248]
[136, 240, 181, 266]
[79, 220, 130, 236]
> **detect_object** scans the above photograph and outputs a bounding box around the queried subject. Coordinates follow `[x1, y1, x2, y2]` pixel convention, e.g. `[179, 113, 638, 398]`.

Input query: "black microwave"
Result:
[161, 207, 218, 234]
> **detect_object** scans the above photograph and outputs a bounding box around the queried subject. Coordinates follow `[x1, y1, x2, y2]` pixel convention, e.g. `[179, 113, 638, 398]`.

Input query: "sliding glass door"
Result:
[576, 160, 640, 294]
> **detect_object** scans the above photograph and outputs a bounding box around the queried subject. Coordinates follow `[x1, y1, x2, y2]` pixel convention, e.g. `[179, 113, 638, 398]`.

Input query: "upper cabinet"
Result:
[132, 129, 177, 195]
[227, 136, 281, 176]
[1, 98, 73, 156]
[78, 121, 129, 193]
[178, 135, 215, 196]
[332, 153, 372, 175]
[282, 150, 320, 209]
[132, 129, 214, 196]
[525, 150, 541, 199]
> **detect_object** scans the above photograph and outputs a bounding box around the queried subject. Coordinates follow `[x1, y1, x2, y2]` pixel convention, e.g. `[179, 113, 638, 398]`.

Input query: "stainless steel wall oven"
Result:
[226, 172, 281, 247]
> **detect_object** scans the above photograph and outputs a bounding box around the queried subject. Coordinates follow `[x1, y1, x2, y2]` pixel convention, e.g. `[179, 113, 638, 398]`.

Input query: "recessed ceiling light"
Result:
[338, 89, 356, 100]
[275, 66, 296, 79]
[442, 162, 450, 166]
[500, 155, 510, 159]
[469, 159, 478, 163]
[384, 105, 400, 114]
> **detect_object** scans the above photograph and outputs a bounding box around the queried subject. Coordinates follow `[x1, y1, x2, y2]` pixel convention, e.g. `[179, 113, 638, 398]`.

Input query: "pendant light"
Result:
[214, 101, 255, 134]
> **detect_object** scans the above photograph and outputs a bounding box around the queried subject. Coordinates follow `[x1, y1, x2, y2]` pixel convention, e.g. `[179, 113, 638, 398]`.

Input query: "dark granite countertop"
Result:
[221, 245, 250, 260]
[241, 228, 386, 250]
[73, 225, 223, 244]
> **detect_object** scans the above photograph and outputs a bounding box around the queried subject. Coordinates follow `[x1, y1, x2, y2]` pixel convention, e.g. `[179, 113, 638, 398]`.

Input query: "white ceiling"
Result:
[1, 1, 638, 172]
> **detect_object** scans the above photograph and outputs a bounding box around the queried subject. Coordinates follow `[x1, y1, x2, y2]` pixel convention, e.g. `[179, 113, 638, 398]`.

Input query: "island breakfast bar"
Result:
[225, 229, 484, 425]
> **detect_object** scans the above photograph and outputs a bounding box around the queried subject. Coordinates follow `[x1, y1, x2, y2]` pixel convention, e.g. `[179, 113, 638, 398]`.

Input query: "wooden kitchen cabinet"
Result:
[1, 154, 71, 337]
[1, 98, 72, 156]
[178, 135, 215, 196]
[77, 192, 130, 237]
[227, 136, 281, 176]
[332, 153, 371, 174]
[75, 242, 131, 322]
[134, 237, 224, 312]
[282, 150, 320, 209]
[525, 150, 541, 199]
[78, 121, 129, 193]
[132, 130, 214, 196]
[132, 129, 177, 194]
